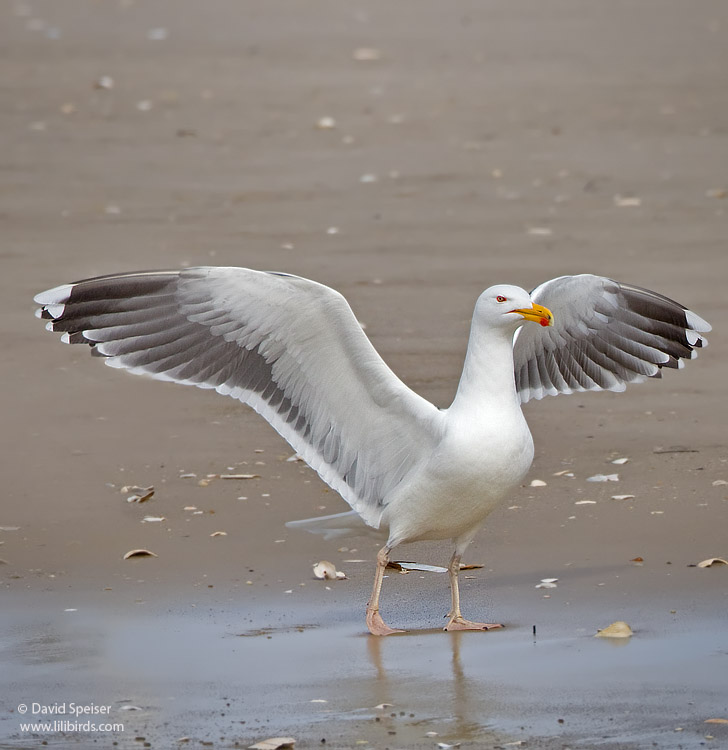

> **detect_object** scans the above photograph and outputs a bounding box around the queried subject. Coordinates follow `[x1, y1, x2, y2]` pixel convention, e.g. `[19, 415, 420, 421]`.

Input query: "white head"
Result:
[475, 284, 554, 329]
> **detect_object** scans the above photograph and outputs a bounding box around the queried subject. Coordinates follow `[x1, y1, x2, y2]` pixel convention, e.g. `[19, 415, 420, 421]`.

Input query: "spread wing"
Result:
[34, 267, 443, 526]
[513, 274, 711, 403]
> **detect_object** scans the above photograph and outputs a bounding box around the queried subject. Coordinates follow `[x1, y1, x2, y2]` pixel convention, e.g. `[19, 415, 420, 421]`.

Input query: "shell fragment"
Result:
[595, 621, 633, 638]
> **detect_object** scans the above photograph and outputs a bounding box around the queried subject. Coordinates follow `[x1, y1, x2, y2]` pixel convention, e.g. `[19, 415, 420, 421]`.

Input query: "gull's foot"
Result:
[366, 609, 406, 636]
[444, 615, 503, 632]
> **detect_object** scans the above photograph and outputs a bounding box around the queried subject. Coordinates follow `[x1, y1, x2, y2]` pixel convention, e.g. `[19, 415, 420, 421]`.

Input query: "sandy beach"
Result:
[1, 1, 727, 748]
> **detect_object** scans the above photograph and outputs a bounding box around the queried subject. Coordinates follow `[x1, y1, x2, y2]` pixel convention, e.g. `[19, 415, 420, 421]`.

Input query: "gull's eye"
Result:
[496, 295, 507, 303]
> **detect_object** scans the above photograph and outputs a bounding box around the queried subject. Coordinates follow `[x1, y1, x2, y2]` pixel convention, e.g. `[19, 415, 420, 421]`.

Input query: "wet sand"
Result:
[2, 1, 727, 748]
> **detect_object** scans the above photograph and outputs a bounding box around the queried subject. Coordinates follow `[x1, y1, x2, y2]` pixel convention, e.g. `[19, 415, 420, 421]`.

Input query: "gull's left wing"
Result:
[512, 274, 711, 403]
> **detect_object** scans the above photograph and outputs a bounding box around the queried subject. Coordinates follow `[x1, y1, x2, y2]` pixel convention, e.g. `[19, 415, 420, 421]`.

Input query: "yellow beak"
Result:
[511, 303, 554, 327]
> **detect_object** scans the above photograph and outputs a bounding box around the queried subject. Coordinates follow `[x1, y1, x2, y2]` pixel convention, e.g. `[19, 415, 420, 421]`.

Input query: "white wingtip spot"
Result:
[46, 303, 66, 319]
[686, 309, 711, 333]
[34, 283, 74, 306]
[103, 357, 127, 369]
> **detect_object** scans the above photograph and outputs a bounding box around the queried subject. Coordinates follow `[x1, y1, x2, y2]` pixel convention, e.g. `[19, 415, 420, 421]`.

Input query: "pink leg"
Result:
[366, 545, 405, 636]
[444, 550, 503, 632]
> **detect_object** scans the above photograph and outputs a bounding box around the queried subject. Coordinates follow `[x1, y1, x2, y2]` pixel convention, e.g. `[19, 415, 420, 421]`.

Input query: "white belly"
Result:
[381, 416, 534, 546]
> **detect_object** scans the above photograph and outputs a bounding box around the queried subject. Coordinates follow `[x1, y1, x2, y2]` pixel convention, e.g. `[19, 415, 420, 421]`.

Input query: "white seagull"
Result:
[34, 269, 710, 635]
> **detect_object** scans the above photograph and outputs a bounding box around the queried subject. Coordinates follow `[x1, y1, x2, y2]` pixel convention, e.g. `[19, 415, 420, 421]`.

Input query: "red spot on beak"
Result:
[540, 317, 550, 327]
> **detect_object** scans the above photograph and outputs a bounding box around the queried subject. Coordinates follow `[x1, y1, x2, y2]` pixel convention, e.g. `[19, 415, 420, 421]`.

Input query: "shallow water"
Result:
[1, 594, 726, 749]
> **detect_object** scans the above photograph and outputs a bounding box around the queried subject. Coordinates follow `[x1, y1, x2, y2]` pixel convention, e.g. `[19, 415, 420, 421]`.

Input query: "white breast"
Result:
[381, 409, 534, 546]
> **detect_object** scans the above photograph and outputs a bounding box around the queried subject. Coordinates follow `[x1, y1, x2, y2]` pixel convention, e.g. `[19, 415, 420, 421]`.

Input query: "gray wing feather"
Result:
[513, 274, 711, 404]
[35, 267, 442, 526]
